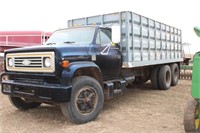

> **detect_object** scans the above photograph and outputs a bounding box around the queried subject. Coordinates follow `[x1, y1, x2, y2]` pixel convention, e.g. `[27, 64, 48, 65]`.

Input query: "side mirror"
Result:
[111, 25, 120, 43]
[194, 26, 200, 37]
[112, 42, 121, 49]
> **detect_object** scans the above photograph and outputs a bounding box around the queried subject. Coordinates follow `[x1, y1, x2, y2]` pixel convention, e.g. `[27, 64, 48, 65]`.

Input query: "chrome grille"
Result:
[6, 52, 55, 73]
[14, 57, 43, 68]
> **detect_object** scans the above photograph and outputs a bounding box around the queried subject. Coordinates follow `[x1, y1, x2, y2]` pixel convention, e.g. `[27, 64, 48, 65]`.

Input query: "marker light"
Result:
[62, 60, 69, 68]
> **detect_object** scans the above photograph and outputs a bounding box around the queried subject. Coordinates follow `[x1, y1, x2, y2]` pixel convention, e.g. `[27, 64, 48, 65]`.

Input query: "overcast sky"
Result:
[0, 0, 199, 53]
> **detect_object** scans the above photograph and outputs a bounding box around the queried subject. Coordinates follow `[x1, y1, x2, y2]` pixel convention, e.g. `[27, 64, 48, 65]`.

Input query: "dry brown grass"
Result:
[0, 80, 192, 133]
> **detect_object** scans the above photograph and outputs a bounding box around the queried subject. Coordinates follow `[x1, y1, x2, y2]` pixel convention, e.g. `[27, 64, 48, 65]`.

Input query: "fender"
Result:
[61, 61, 103, 85]
[192, 52, 200, 99]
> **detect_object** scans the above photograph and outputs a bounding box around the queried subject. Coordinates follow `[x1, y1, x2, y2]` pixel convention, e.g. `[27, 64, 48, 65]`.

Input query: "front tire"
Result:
[9, 96, 41, 110]
[60, 76, 104, 124]
[184, 99, 200, 133]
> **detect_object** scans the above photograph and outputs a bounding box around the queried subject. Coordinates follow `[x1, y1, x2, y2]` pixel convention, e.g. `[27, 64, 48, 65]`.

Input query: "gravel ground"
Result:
[0, 80, 192, 133]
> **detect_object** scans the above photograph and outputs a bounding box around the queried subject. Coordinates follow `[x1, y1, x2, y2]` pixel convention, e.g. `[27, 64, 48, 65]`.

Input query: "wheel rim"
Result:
[75, 86, 98, 115]
[195, 105, 200, 130]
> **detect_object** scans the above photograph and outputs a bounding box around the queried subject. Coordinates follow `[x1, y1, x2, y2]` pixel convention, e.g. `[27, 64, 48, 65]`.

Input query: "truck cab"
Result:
[45, 26, 122, 80]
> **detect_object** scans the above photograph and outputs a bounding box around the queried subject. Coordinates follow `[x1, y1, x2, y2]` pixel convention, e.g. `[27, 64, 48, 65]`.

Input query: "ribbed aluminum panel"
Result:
[68, 11, 183, 68]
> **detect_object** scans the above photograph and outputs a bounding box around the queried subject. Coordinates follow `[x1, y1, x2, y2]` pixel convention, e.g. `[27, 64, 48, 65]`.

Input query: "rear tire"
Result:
[170, 63, 179, 86]
[158, 65, 171, 90]
[184, 99, 200, 133]
[9, 96, 41, 110]
[60, 76, 104, 124]
[150, 67, 160, 89]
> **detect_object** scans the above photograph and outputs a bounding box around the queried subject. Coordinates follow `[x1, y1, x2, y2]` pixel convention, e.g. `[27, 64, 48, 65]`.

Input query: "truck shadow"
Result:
[103, 81, 158, 111]
[1, 104, 72, 125]
[1, 82, 158, 127]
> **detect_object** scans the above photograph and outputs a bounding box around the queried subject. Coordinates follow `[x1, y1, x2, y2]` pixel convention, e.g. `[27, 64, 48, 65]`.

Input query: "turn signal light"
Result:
[62, 60, 69, 68]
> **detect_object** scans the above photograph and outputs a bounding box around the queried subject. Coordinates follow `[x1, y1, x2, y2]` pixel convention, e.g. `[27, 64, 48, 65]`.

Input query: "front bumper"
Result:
[1, 80, 72, 103]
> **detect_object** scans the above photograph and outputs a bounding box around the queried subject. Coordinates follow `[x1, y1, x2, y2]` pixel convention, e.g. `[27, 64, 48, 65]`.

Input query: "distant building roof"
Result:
[0, 31, 52, 36]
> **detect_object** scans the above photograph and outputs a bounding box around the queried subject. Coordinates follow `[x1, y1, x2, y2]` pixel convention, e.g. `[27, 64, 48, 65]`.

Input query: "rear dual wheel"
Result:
[158, 65, 171, 90]
[150, 65, 171, 90]
[150, 67, 160, 89]
[150, 63, 179, 90]
[170, 63, 179, 86]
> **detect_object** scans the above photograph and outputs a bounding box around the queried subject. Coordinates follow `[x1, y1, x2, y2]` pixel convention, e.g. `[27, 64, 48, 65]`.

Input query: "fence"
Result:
[0, 57, 4, 73]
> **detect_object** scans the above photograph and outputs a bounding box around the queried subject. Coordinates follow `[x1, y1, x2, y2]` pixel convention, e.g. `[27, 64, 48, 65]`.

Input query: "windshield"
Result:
[45, 27, 95, 45]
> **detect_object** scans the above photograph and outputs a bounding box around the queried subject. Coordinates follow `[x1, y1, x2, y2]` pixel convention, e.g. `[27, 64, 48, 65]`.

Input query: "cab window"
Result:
[96, 28, 111, 45]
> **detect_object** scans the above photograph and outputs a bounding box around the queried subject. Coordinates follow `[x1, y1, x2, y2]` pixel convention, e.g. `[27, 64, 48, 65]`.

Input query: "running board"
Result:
[103, 79, 126, 100]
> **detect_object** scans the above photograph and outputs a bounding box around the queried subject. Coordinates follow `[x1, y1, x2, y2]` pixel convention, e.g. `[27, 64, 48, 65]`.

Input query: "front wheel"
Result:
[60, 76, 104, 124]
[9, 96, 41, 110]
[184, 99, 200, 133]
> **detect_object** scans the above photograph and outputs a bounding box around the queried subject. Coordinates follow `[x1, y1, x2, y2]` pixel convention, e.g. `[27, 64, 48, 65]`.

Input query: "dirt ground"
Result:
[0, 80, 192, 133]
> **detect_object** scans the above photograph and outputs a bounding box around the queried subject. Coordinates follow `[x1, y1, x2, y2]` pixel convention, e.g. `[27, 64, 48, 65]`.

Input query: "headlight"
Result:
[8, 58, 13, 67]
[44, 57, 51, 67]
[1, 75, 9, 81]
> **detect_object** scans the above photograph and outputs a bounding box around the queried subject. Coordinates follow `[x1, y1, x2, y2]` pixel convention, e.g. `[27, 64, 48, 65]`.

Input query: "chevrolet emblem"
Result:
[22, 59, 31, 66]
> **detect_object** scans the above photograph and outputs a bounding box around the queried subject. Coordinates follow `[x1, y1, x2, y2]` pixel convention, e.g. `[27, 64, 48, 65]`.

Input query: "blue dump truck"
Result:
[1, 11, 183, 124]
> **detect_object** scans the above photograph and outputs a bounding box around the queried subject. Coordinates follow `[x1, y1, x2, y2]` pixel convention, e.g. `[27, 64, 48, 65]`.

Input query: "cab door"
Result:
[94, 28, 122, 80]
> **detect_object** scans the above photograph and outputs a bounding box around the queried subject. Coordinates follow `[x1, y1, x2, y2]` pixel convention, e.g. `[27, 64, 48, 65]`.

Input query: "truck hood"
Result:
[5, 44, 91, 59]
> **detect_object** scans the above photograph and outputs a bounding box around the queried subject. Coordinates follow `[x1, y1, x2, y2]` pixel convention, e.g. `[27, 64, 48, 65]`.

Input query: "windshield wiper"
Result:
[63, 41, 75, 44]
[46, 43, 56, 46]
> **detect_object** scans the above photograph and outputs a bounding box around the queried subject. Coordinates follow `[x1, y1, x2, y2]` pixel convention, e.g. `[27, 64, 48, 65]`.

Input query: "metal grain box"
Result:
[68, 11, 182, 68]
